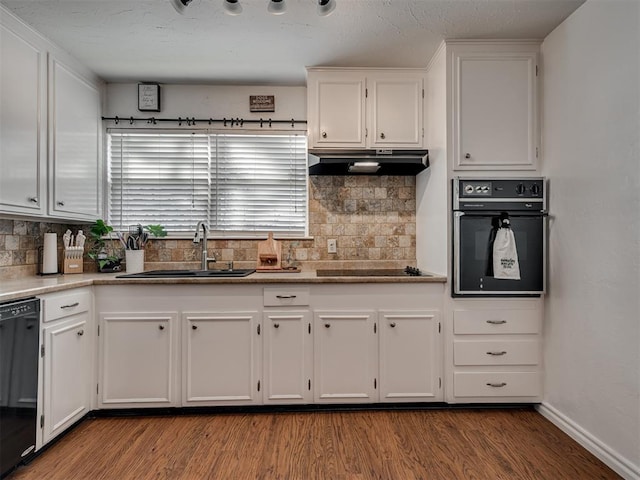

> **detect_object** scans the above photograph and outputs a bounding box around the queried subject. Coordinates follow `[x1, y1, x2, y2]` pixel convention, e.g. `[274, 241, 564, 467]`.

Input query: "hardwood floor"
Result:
[9, 408, 620, 480]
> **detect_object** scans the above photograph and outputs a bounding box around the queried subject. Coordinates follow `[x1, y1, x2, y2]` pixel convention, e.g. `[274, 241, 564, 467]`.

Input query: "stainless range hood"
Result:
[308, 149, 429, 175]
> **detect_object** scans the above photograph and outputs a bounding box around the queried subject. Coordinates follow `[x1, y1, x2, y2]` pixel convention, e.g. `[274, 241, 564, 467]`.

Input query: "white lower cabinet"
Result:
[39, 289, 92, 448]
[42, 316, 90, 444]
[379, 311, 442, 402]
[263, 310, 313, 404]
[447, 300, 542, 403]
[314, 311, 378, 403]
[99, 312, 178, 408]
[182, 311, 261, 406]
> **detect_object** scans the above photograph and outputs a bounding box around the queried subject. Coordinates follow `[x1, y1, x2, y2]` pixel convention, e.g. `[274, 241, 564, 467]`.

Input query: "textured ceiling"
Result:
[0, 0, 585, 85]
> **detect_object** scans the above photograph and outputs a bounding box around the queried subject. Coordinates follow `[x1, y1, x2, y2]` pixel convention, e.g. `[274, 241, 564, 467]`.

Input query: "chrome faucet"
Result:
[193, 221, 217, 270]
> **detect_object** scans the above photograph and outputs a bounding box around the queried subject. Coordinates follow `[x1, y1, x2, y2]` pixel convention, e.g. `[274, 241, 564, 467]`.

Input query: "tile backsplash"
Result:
[0, 219, 91, 280]
[0, 176, 417, 279]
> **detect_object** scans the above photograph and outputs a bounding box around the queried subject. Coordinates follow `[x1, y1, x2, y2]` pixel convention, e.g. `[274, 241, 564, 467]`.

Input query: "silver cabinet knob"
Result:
[389, 322, 396, 328]
[77, 329, 84, 336]
[464, 153, 471, 159]
[380, 132, 386, 139]
[321, 131, 327, 138]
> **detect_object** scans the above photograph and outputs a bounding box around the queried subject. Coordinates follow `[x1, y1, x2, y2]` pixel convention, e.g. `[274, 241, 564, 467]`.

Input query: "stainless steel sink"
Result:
[116, 269, 256, 278]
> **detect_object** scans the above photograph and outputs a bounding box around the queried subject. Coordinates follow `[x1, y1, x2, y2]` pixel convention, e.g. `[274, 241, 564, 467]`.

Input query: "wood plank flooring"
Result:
[8, 408, 620, 480]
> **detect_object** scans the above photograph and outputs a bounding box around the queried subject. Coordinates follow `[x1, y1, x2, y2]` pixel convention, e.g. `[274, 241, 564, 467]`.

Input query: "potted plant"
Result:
[87, 219, 123, 272]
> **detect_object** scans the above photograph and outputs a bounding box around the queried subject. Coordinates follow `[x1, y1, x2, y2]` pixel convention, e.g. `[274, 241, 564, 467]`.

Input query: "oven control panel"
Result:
[458, 178, 545, 199]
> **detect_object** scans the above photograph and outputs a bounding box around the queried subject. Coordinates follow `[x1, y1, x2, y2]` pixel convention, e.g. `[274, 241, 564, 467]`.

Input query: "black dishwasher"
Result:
[0, 297, 40, 478]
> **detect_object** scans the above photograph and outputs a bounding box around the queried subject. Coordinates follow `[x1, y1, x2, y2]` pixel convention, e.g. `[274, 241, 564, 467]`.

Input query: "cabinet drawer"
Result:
[454, 340, 539, 366]
[42, 290, 91, 322]
[454, 372, 540, 398]
[264, 288, 310, 307]
[453, 309, 539, 334]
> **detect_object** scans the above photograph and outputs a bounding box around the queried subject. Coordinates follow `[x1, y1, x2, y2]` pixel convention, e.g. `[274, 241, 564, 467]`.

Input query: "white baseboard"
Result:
[537, 403, 640, 480]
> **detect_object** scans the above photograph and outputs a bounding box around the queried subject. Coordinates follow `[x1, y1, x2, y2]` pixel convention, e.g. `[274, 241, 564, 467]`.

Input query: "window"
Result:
[107, 130, 308, 236]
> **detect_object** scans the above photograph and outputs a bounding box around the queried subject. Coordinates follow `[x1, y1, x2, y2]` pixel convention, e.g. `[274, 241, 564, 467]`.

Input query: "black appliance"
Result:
[308, 149, 429, 175]
[0, 298, 40, 478]
[316, 266, 427, 277]
[452, 177, 547, 296]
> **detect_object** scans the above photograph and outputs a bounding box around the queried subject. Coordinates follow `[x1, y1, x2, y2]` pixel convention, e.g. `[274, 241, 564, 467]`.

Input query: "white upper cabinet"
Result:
[450, 42, 539, 170]
[307, 68, 424, 149]
[368, 74, 423, 148]
[0, 9, 102, 221]
[48, 56, 101, 220]
[0, 22, 47, 216]
[308, 71, 366, 148]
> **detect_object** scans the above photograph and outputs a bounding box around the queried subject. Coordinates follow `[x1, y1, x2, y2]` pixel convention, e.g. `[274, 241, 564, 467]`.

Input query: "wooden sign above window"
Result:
[250, 95, 275, 112]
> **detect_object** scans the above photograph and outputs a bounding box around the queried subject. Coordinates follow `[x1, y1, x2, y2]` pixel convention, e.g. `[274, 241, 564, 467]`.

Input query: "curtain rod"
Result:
[101, 116, 307, 128]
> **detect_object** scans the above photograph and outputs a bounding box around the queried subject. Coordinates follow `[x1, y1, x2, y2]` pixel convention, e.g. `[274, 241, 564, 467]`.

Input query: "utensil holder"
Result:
[125, 250, 145, 274]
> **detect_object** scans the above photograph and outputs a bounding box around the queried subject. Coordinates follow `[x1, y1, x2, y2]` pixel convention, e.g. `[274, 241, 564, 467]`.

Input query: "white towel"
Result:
[493, 225, 521, 280]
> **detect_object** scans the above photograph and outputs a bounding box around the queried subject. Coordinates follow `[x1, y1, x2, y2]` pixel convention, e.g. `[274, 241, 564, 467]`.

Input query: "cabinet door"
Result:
[42, 315, 90, 444]
[453, 51, 538, 170]
[369, 75, 423, 148]
[48, 56, 101, 220]
[308, 72, 366, 148]
[0, 24, 46, 216]
[314, 311, 377, 403]
[99, 313, 177, 407]
[263, 311, 312, 404]
[379, 311, 441, 402]
[183, 311, 260, 406]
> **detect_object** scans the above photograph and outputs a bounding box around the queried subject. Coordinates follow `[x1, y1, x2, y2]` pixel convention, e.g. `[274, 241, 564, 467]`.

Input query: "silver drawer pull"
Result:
[60, 302, 80, 309]
[275, 295, 297, 299]
[77, 330, 84, 336]
[486, 320, 507, 325]
[486, 351, 507, 356]
[486, 382, 507, 388]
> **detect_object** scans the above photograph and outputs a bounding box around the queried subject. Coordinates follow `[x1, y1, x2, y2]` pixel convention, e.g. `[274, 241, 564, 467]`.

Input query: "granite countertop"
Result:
[0, 270, 447, 302]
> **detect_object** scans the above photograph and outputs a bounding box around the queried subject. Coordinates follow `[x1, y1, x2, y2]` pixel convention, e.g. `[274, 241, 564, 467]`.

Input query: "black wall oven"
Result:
[452, 177, 547, 297]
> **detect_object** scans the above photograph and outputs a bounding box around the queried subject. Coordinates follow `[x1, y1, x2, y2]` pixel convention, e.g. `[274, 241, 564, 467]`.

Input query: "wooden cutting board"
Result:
[256, 232, 282, 270]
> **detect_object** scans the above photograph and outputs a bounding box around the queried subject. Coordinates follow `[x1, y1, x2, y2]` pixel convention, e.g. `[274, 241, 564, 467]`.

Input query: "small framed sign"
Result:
[138, 83, 161, 112]
[250, 95, 275, 113]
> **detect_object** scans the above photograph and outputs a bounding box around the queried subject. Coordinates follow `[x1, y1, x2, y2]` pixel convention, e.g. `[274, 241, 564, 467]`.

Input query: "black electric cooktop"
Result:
[316, 267, 426, 277]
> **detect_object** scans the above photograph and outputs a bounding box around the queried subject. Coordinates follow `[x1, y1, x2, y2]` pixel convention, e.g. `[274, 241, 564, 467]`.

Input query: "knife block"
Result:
[63, 252, 84, 274]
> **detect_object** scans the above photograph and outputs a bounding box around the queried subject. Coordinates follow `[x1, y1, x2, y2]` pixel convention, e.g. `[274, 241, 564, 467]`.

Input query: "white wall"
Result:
[105, 83, 306, 127]
[540, 1, 640, 477]
[417, 43, 448, 276]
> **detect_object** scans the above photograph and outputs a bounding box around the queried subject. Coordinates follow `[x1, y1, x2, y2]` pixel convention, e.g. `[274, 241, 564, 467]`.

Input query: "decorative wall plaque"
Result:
[250, 95, 275, 112]
[138, 83, 161, 112]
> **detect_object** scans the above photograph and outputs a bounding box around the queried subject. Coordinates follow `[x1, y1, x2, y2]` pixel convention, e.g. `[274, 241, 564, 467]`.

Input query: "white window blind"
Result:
[108, 130, 308, 236]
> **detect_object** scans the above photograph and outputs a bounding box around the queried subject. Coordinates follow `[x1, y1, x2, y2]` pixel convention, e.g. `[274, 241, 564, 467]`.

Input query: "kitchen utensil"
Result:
[256, 232, 282, 270]
[127, 236, 138, 250]
[63, 230, 72, 249]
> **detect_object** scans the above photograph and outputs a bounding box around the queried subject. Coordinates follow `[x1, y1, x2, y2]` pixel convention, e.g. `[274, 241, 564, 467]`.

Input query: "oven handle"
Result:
[455, 211, 548, 218]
